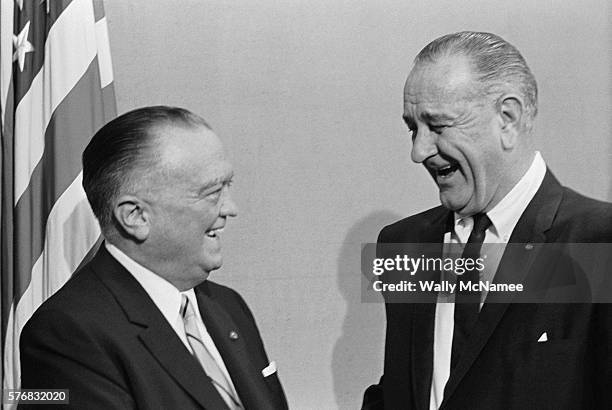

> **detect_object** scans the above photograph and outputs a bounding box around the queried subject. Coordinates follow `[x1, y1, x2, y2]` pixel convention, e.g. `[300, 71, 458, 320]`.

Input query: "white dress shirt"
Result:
[104, 242, 238, 394]
[428, 152, 547, 410]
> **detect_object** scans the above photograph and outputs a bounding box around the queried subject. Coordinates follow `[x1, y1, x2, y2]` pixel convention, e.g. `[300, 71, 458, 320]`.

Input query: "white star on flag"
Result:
[12, 21, 34, 72]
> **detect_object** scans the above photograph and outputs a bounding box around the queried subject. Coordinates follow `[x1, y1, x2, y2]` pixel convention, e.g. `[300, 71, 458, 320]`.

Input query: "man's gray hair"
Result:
[415, 31, 538, 128]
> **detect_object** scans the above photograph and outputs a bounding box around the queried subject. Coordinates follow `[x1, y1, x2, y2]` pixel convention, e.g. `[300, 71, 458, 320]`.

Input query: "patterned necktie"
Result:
[451, 213, 491, 369]
[180, 295, 243, 409]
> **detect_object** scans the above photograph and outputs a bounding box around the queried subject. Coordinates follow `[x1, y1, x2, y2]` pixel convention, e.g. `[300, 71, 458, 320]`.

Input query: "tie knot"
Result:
[180, 294, 194, 320]
[471, 213, 491, 236]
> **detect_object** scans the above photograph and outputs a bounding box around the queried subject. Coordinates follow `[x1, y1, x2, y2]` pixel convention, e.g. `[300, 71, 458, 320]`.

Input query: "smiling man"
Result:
[19, 106, 288, 410]
[363, 32, 612, 409]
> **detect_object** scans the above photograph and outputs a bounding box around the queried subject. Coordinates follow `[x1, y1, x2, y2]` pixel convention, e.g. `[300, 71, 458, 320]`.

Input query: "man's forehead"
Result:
[404, 55, 476, 102]
[163, 146, 233, 190]
[154, 124, 225, 162]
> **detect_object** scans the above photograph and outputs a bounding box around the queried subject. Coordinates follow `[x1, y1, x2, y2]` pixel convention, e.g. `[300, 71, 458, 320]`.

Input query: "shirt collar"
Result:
[105, 242, 185, 326]
[454, 151, 546, 242]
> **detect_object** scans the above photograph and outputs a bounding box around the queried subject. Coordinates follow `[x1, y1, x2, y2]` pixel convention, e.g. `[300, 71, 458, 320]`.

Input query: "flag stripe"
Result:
[95, 17, 113, 88]
[13, 0, 97, 205]
[0, 79, 15, 344]
[12, 61, 106, 304]
[12, 0, 73, 104]
[92, 0, 106, 22]
[4, 172, 101, 393]
[0, 0, 14, 128]
[101, 83, 117, 123]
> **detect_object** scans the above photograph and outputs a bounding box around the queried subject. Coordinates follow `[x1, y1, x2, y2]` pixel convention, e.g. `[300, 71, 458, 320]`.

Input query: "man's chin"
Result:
[439, 193, 471, 215]
[203, 258, 223, 275]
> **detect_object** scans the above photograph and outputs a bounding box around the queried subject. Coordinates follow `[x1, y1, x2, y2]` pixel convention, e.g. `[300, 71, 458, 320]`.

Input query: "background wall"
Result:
[104, 1, 611, 408]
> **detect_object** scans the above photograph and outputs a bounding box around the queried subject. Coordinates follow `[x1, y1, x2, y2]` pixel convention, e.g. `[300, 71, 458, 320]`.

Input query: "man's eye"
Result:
[207, 189, 222, 200]
[430, 125, 446, 134]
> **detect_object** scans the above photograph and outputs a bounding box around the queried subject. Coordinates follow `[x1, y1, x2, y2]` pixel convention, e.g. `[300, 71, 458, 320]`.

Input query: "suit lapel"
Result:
[409, 209, 453, 410]
[138, 321, 229, 410]
[441, 170, 564, 407]
[196, 286, 275, 410]
[91, 246, 229, 410]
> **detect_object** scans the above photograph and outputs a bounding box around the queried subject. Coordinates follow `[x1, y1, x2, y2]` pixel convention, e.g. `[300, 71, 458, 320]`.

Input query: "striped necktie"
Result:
[181, 295, 243, 409]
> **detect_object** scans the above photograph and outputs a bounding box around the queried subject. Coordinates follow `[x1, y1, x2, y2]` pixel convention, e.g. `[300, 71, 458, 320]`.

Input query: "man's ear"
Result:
[112, 195, 151, 241]
[497, 94, 524, 150]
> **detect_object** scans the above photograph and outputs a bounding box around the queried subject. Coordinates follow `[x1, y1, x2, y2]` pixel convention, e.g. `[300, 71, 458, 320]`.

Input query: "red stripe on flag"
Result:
[1, 77, 15, 353]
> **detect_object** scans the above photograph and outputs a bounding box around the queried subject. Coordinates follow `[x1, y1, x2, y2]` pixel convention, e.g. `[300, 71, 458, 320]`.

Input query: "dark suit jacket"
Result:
[363, 171, 612, 410]
[19, 245, 288, 410]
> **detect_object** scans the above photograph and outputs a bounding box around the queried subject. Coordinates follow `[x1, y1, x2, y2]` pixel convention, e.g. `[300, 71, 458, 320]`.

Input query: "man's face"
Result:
[403, 56, 505, 216]
[142, 125, 237, 290]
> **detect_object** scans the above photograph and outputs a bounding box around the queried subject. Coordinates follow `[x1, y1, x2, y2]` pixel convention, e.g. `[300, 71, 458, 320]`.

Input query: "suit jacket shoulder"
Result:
[379, 206, 450, 244]
[200, 280, 254, 321]
[549, 186, 612, 242]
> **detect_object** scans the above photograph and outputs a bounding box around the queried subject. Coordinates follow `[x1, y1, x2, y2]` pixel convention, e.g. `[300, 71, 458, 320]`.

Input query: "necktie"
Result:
[450, 213, 491, 369]
[181, 295, 242, 409]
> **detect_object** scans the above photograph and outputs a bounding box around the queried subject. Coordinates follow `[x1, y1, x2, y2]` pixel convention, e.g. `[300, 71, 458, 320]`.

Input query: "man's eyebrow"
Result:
[198, 172, 234, 193]
[403, 112, 454, 128]
[421, 112, 454, 123]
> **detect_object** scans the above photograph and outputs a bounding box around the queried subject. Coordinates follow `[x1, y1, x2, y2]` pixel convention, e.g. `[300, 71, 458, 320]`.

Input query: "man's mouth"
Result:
[205, 228, 224, 238]
[436, 163, 459, 179]
[428, 159, 460, 182]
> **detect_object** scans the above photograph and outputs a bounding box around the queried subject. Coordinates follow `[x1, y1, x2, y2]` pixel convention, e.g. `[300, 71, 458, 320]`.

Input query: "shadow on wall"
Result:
[332, 210, 402, 410]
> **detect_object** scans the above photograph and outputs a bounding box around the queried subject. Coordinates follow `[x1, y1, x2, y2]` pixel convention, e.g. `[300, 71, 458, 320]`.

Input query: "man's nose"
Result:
[220, 194, 238, 217]
[410, 128, 438, 163]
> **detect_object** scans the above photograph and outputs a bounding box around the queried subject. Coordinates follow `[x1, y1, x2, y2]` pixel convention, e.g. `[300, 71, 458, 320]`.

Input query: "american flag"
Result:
[0, 0, 116, 400]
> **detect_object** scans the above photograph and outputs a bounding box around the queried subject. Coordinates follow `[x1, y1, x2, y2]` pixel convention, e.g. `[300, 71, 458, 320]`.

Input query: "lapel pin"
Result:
[229, 331, 239, 340]
[525, 243, 534, 250]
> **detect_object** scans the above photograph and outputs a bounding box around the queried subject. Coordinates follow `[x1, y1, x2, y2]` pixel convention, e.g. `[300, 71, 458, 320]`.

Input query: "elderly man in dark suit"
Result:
[363, 31, 612, 409]
[20, 106, 288, 409]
